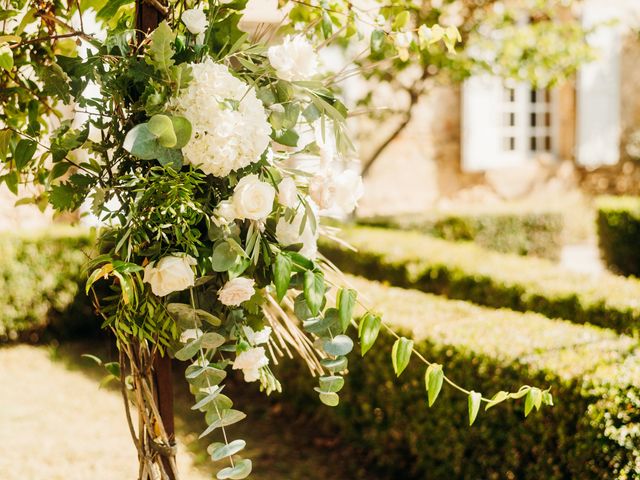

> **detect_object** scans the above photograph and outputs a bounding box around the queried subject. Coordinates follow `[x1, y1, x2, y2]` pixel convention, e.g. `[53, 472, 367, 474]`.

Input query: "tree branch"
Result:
[361, 68, 430, 177]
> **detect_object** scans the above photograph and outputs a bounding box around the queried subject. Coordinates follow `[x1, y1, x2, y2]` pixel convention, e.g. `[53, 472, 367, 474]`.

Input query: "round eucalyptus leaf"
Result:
[318, 375, 345, 393]
[323, 334, 353, 356]
[148, 114, 177, 147]
[216, 458, 252, 479]
[210, 439, 246, 461]
[171, 115, 192, 148]
[318, 391, 340, 407]
[320, 356, 348, 373]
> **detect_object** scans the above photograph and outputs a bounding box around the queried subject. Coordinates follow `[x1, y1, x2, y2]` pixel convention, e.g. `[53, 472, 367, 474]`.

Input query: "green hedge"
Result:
[0, 228, 96, 341]
[320, 227, 640, 335]
[279, 276, 640, 479]
[596, 196, 640, 277]
[359, 210, 563, 260]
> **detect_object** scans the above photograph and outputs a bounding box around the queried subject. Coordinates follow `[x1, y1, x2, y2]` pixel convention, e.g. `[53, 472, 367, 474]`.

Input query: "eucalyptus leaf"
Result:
[175, 337, 203, 361]
[318, 375, 344, 393]
[201, 332, 226, 349]
[209, 439, 246, 461]
[200, 409, 247, 438]
[148, 114, 176, 148]
[320, 356, 347, 373]
[318, 391, 339, 407]
[212, 241, 238, 272]
[323, 335, 353, 356]
[216, 458, 252, 480]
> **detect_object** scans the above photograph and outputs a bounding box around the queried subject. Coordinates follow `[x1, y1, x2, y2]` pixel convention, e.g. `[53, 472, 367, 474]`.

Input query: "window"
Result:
[500, 84, 554, 158]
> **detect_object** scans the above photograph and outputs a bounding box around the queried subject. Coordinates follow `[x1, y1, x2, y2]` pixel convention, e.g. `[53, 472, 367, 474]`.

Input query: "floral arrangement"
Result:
[0, 1, 554, 478]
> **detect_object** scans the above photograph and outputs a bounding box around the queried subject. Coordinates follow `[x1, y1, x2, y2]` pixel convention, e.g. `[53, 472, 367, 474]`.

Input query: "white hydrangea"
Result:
[172, 60, 271, 177]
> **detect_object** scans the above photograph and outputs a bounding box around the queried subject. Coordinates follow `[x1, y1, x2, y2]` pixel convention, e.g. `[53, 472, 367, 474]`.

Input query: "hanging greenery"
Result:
[0, 1, 554, 478]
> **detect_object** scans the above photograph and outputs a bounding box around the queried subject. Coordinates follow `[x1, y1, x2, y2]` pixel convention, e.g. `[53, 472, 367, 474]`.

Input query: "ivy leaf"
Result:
[337, 288, 357, 333]
[97, 0, 133, 21]
[13, 139, 37, 171]
[485, 391, 509, 411]
[303, 270, 325, 316]
[425, 363, 444, 407]
[273, 253, 292, 302]
[147, 21, 176, 73]
[468, 391, 482, 425]
[524, 387, 542, 417]
[391, 337, 413, 377]
[0, 44, 14, 71]
[358, 312, 381, 356]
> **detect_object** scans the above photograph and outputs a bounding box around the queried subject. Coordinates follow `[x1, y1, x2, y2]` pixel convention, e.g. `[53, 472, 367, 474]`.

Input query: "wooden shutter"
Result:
[462, 74, 505, 171]
[576, 3, 622, 167]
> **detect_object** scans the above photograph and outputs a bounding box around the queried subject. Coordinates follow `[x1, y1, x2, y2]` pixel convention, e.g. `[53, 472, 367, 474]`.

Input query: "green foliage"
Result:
[321, 227, 640, 335]
[0, 228, 96, 341]
[596, 196, 640, 277]
[278, 276, 640, 479]
[359, 209, 564, 260]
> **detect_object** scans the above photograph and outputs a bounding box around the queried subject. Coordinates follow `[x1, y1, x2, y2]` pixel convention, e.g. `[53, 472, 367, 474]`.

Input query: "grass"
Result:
[48, 337, 379, 480]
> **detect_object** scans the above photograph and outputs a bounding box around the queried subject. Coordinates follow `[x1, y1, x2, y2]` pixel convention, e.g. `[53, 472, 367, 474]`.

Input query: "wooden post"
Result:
[135, 2, 176, 479]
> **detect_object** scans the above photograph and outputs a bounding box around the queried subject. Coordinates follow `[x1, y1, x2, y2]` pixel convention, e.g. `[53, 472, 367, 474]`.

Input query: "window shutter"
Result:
[461, 74, 504, 171]
[576, 3, 622, 167]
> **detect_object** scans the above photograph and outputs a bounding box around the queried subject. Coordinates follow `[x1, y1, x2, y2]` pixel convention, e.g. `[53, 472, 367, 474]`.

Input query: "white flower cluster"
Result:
[267, 35, 318, 81]
[172, 60, 271, 177]
[232, 325, 272, 382]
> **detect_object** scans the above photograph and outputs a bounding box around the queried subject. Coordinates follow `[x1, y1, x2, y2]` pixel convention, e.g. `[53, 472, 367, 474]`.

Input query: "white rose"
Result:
[395, 31, 414, 49]
[278, 177, 298, 208]
[143, 254, 197, 297]
[180, 328, 202, 344]
[212, 200, 237, 226]
[334, 169, 364, 214]
[267, 35, 318, 81]
[232, 346, 269, 382]
[232, 174, 276, 221]
[276, 209, 318, 259]
[182, 8, 208, 34]
[218, 277, 256, 306]
[309, 174, 337, 210]
[243, 325, 272, 346]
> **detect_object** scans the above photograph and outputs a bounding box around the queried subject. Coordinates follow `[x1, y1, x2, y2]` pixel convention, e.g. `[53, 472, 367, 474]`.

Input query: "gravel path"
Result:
[0, 344, 209, 480]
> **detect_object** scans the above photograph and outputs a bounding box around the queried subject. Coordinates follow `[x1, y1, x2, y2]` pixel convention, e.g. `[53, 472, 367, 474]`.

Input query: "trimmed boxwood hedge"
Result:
[596, 196, 640, 277]
[0, 228, 96, 341]
[359, 210, 564, 260]
[320, 226, 640, 335]
[279, 276, 640, 479]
